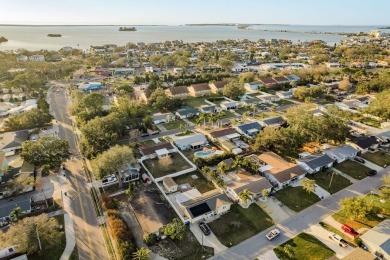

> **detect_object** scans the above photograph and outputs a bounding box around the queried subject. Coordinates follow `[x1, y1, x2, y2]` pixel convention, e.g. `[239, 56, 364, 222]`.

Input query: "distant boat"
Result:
[119, 27, 137, 32]
[47, 34, 62, 37]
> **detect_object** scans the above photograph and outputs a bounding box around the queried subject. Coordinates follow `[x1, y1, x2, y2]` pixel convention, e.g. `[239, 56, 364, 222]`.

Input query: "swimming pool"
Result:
[194, 150, 213, 157]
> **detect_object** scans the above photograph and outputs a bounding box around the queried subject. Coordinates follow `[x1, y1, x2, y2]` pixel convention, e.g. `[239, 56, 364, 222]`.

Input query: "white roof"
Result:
[172, 133, 207, 147]
[175, 188, 202, 205]
[225, 133, 241, 140]
[155, 148, 169, 156]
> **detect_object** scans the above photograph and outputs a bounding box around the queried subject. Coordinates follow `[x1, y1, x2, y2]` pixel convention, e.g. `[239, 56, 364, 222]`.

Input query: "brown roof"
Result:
[342, 248, 376, 260]
[259, 77, 277, 85]
[211, 81, 228, 89]
[191, 83, 211, 92]
[273, 76, 289, 83]
[168, 86, 189, 95]
[209, 128, 238, 138]
[163, 177, 177, 188]
[228, 175, 272, 195]
[140, 142, 174, 156]
[272, 165, 306, 183]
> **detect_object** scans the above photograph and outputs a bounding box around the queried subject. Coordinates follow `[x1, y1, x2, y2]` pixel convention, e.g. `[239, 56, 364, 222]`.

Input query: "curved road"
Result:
[49, 84, 108, 260]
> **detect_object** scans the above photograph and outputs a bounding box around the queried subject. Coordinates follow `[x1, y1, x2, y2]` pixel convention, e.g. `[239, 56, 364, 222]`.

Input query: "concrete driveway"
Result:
[258, 197, 295, 223]
[190, 224, 228, 254]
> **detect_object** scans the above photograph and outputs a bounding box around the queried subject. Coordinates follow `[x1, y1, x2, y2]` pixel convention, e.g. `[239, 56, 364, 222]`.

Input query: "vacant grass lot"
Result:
[185, 97, 208, 108]
[143, 153, 193, 178]
[333, 160, 371, 180]
[274, 186, 320, 212]
[274, 232, 335, 260]
[333, 194, 390, 231]
[307, 170, 352, 194]
[173, 171, 215, 193]
[274, 99, 295, 106]
[208, 204, 273, 247]
[361, 152, 390, 167]
[163, 120, 186, 130]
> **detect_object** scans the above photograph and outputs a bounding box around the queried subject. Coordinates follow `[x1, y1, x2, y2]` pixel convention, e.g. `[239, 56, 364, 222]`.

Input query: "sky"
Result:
[0, 0, 388, 26]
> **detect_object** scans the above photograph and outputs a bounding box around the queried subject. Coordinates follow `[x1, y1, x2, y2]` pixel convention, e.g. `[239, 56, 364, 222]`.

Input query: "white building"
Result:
[28, 55, 45, 62]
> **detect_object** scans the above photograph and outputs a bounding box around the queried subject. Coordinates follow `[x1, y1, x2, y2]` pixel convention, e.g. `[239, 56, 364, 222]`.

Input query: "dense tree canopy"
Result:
[222, 81, 245, 100]
[292, 85, 325, 101]
[4, 108, 52, 131]
[365, 89, 390, 120]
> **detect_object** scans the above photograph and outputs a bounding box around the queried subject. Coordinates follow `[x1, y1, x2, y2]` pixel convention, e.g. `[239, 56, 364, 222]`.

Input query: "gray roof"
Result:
[376, 130, 390, 142]
[172, 133, 207, 147]
[324, 145, 358, 159]
[260, 116, 285, 127]
[361, 219, 390, 255]
[299, 154, 334, 170]
[176, 107, 198, 116]
[285, 74, 301, 81]
[0, 199, 31, 219]
[0, 130, 29, 150]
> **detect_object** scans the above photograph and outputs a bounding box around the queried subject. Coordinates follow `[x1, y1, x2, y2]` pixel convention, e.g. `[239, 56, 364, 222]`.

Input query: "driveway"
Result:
[257, 197, 294, 223]
[360, 159, 383, 172]
[190, 224, 228, 254]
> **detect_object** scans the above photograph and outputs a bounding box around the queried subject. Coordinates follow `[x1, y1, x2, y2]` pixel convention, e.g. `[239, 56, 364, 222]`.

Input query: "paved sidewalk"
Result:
[60, 213, 76, 260]
[190, 224, 228, 254]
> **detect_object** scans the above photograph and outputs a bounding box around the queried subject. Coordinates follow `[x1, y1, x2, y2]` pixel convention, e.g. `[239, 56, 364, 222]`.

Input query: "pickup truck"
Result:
[328, 232, 348, 247]
[266, 229, 281, 240]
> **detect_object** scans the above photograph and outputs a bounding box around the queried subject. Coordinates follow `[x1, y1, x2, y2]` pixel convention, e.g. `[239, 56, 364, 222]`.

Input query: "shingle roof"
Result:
[209, 128, 238, 138]
[260, 77, 277, 85]
[273, 76, 289, 83]
[191, 83, 211, 91]
[211, 81, 228, 89]
[260, 116, 285, 127]
[237, 122, 263, 133]
[168, 86, 189, 95]
[140, 142, 174, 156]
[228, 174, 272, 195]
[0, 130, 29, 150]
[360, 219, 390, 255]
[0, 199, 31, 219]
[176, 107, 199, 116]
[172, 133, 207, 147]
[298, 154, 334, 170]
[353, 137, 379, 149]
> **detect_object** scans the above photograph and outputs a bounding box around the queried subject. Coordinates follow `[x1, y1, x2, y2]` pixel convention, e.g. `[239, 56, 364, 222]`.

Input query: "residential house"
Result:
[199, 105, 217, 114]
[259, 116, 286, 129]
[244, 82, 263, 93]
[235, 122, 263, 137]
[208, 128, 240, 142]
[258, 152, 306, 189]
[323, 145, 359, 163]
[208, 128, 242, 154]
[78, 82, 102, 92]
[121, 164, 141, 183]
[240, 98, 261, 107]
[28, 55, 45, 62]
[0, 198, 31, 224]
[342, 248, 376, 260]
[140, 142, 176, 160]
[188, 83, 211, 97]
[297, 153, 334, 174]
[285, 74, 301, 82]
[16, 55, 28, 62]
[163, 177, 178, 193]
[273, 76, 290, 85]
[181, 190, 232, 223]
[257, 93, 280, 103]
[348, 137, 379, 154]
[209, 81, 228, 94]
[151, 112, 175, 124]
[226, 172, 272, 206]
[172, 133, 208, 150]
[259, 77, 277, 88]
[276, 91, 293, 99]
[220, 101, 240, 110]
[175, 107, 199, 119]
[376, 130, 390, 143]
[0, 152, 8, 182]
[165, 86, 189, 99]
[173, 68, 183, 74]
[360, 219, 390, 260]
[0, 130, 29, 155]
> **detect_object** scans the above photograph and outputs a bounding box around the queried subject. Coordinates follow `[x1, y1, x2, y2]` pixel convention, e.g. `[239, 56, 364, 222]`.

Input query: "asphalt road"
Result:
[212, 166, 389, 260]
[49, 85, 108, 260]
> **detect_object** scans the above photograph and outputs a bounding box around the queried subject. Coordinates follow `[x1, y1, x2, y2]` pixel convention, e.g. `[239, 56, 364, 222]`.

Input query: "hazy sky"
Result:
[0, 0, 388, 25]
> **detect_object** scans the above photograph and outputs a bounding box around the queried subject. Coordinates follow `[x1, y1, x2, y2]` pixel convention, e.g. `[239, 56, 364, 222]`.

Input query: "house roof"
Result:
[285, 74, 301, 81]
[323, 145, 359, 159]
[140, 142, 174, 156]
[342, 248, 375, 260]
[361, 219, 390, 255]
[247, 81, 264, 86]
[0, 130, 29, 151]
[241, 98, 260, 105]
[237, 122, 263, 133]
[218, 158, 235, 168]
[172, 133, 207, 147]
[0, 199, 31, 219]
[190, 83, 211, 92]
[152, 112, 173, 121]
[228, 174, 272, 195]
[273, 76, 289, 83]
[244, 154, 266, 167]
[183, 190, 231, 219]
[176, 107, 199, 116]
[260, 116, 285, 127]
[259, 77, 277, 85]
[163, 177, 177, 188]
[298, 154, 334, 170]
[209, 128, 238, 139]
[200, 105, 216, 112]
[353, 137, 379, 149]
[168, 86, 189, 95]
[211, 81, 228, 89]
[376, 130, 390, 141]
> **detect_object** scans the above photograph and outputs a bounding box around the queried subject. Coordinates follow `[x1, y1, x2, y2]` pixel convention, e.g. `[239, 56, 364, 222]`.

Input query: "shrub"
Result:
[143, 233, 158, 246]
[354, 237, 362, 247]
[101, 193, 117, 210]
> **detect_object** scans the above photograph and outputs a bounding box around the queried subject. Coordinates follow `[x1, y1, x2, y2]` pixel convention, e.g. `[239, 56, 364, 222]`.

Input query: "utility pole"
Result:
[329, 171, 335, 194]
[36, 228, 42, 251]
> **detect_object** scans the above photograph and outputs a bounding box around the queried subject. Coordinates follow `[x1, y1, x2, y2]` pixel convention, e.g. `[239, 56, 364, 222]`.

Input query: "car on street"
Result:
[354, 157, 365, 164]
[151, 130, 160, 135]
[140, 132, 150, 137]
[199, 222, 211, 236]
[341, 224, 359, 237]
[328, 232, 348, 247]
[366, 170, 377, 176]
[266, 229, 280, 240]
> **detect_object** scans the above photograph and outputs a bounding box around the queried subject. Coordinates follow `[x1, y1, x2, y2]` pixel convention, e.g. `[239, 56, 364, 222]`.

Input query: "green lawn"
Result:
[163, 120, 186, 130]
[208, 204, 273, 247]
[358, 117, 381, 128]
[361, 152, 390, 167]
[333, 160, 371, 180]
[173, 171, 215, 193]
[274, 232, 335, 260]
[307, 170, 352, 194]
[274, 186, 320, 212]
[235, 106, 254, 115]
[274, 99, 295, 106]
[333, 194, 390, 231]
[255, 111, 280, 119]
[220, 110, 235, 118]
[143, 153, 193, 178]
[185, 97, 208, 108]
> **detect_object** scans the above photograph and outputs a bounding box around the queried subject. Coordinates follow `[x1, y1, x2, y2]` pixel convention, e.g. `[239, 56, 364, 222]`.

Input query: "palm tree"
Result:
[238, 189, 253, 206]
[217, 161, 229, 175]
[196, 113, 208, 128]
[10, 207, 22, 222]
[208, 113, 217, 127]
[250, 104, 257, 117]
[215, 111, 225, 128]
[179, 123, 185, 133]
[132, 247, 151, 260]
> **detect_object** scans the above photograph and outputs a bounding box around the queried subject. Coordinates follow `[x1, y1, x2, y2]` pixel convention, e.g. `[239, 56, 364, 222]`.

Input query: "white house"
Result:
[297, 153, 334, 174]
[163, 177, 178, 193]
[220, 101, 240, 110]
[173, 68, 183, 74]
[151, 112, 175, 125]
[29, 55, 45, 62]
[276, 91, 293, 99]
[244, 82, 263, 93]
[140, 142, 176, 160]
[323, 145, 359, 163]
[172, 133, 208, 151]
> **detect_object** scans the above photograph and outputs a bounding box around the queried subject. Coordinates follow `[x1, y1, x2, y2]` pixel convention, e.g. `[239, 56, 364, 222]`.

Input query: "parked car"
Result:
[199, 222, 211, 236]
[140, 132, 149, 137]
[341, 224, 359, 237]
[151, 131, 160, 135]
[366, 170, 377, 176]
[266, 229, 280, 240]
[354, 157, 365, 164]
[328, 232, 348, 247]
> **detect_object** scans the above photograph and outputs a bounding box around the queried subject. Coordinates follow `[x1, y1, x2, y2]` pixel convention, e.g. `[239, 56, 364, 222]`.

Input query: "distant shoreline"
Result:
[0, 24, 165, 27]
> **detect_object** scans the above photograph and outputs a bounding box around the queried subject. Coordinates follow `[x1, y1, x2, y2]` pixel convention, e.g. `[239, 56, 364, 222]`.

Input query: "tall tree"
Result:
[238, 189, 253, 206]
[223, 81, 245, 100]
[9, 207, 23, 222]
[380, 172, 390, 199]
[301, 179, 316, 194]
[161, 218, 186, 240]
[21, 136, 71, 170]
[339, 197, 372, 220]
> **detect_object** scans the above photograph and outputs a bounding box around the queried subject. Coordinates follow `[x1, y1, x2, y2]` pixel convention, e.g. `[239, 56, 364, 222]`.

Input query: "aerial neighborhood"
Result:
[0, 26, 390, 260]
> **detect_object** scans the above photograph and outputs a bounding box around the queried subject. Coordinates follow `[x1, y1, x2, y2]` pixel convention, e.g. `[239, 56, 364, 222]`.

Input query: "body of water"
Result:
[0, 25, 388, 51]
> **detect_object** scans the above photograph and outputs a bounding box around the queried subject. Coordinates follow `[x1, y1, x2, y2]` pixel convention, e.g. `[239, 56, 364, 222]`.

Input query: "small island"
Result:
[0, 36, 8, 43]
[119, 27, 137, 32]
[238, 25, 250, 30]
[378, 27, 390, 29]
[47, 34, 62, 37]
